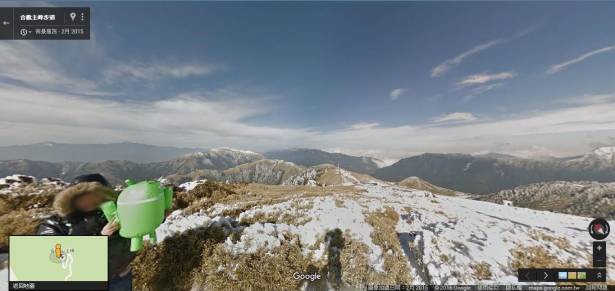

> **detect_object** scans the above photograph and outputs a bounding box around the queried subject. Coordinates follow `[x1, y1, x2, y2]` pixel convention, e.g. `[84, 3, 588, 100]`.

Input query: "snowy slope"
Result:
[155, 178, 614, 287]
[361, 184, 602, 284]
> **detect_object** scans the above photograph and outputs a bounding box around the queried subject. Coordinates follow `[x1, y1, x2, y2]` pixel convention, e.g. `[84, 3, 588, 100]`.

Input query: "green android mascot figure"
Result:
[100, 179, 173, 252]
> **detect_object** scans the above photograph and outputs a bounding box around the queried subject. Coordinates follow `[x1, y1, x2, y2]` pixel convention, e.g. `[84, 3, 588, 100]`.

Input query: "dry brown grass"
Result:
[179, 182, 360, 216]
[241, 184, 361, 201]
[239, 211, 277, 225]
[529, 230, 572, 249]
[339, 236, 372, 286]
[364, 207, 411, 285]
[132, 225, 227, 291]
[217, 201, 260, 218]
[509, 245, 572, 270]
[366, 208, 400, 252]
[280, 212, 313, 226]
[0, 210, 43, 251]
[338, 233, 411, 287]
[334, 198, 345, 208]
[193, 236, 316, 291]
[238, 210, 313, 226]
[0, 190, 56, 216]
[289, 199, 314, 211]
[0, 185, 59, 251]
[174, 181, 239, 213]
[471, 261, 492, 280]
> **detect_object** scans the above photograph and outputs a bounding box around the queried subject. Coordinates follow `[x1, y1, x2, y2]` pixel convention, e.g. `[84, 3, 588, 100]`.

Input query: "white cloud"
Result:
[547, 45, 615, 74]
[0, 35, 613, 161]
[455, 72, 515, 103]
[457, 72, 517, 86]
[0, 40, 314, 151]
[462, 82, 504, 102]
[431, 112, 478, 123]
[0, 41, 103, 95]
[431, 39, 503, 78]
[389, 88, 406, 100]
[309, 98, 615, 160]
[349, 122, 380, 130]
[2, 83, 615, 160]
[474, 144, 556, 159]
[102, 61, 218, 82]
[0, 84, 315, 149]
[560, 93, 615, 105]
[431, 27, 536, 78]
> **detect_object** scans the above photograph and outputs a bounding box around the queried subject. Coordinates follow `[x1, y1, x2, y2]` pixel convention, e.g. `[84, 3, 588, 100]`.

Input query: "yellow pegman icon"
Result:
[54, 244, 61, 258]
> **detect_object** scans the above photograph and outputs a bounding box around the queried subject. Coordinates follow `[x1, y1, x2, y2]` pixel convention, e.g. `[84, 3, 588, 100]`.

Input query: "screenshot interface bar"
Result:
[0, 7, 90, 40]
[518, 218, 609, 283]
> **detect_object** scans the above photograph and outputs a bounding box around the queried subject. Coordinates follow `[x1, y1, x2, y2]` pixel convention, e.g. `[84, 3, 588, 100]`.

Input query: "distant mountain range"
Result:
[0, 147, 264, 185]
[0, 142, 203, 163]
[1, 142, 614, 194]
[0, 143, 382, 174]
[373, 147, 615, 194]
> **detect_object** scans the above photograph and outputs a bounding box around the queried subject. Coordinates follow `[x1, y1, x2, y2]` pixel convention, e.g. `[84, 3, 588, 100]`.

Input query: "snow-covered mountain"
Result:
[566, 146, 615, 167]
[593, 146, 615, 163]
[157, 147, 264, 175]
[166, 159, 304, 186]
[219, 159, 303, 184]
[265, 148, 383, 174]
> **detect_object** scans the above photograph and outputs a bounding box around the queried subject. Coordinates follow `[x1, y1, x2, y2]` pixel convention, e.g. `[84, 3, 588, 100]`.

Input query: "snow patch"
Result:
[211, 147, 260, 156]
[463, 162, 472, 171]
[225, 196, 384, 268]
[339, 168, 360, 186]
[178, 179, 207, 191]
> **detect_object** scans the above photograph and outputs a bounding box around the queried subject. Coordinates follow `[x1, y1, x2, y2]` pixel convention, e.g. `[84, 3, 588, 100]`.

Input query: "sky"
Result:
[1, 1, 615, 161]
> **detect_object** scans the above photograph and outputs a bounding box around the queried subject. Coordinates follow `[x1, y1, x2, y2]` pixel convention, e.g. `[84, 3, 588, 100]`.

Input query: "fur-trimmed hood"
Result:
[53, 182, 117, 217]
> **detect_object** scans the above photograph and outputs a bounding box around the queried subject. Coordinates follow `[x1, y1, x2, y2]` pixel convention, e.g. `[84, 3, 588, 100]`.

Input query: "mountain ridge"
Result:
[265, 148, 383, 174]
[0, 142, 204, 163]
[479, 180, 615, 219]
[373, 148, 615, 194]
[0, 147, 264, 185]
[2, 144, 614, 194]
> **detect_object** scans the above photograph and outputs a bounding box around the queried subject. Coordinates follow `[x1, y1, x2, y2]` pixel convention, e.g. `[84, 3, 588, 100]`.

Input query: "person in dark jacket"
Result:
[37, 173, 135, 291]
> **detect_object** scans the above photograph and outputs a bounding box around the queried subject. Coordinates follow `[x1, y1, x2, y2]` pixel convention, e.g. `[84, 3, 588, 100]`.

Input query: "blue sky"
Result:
[1, 1, 615, 161]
